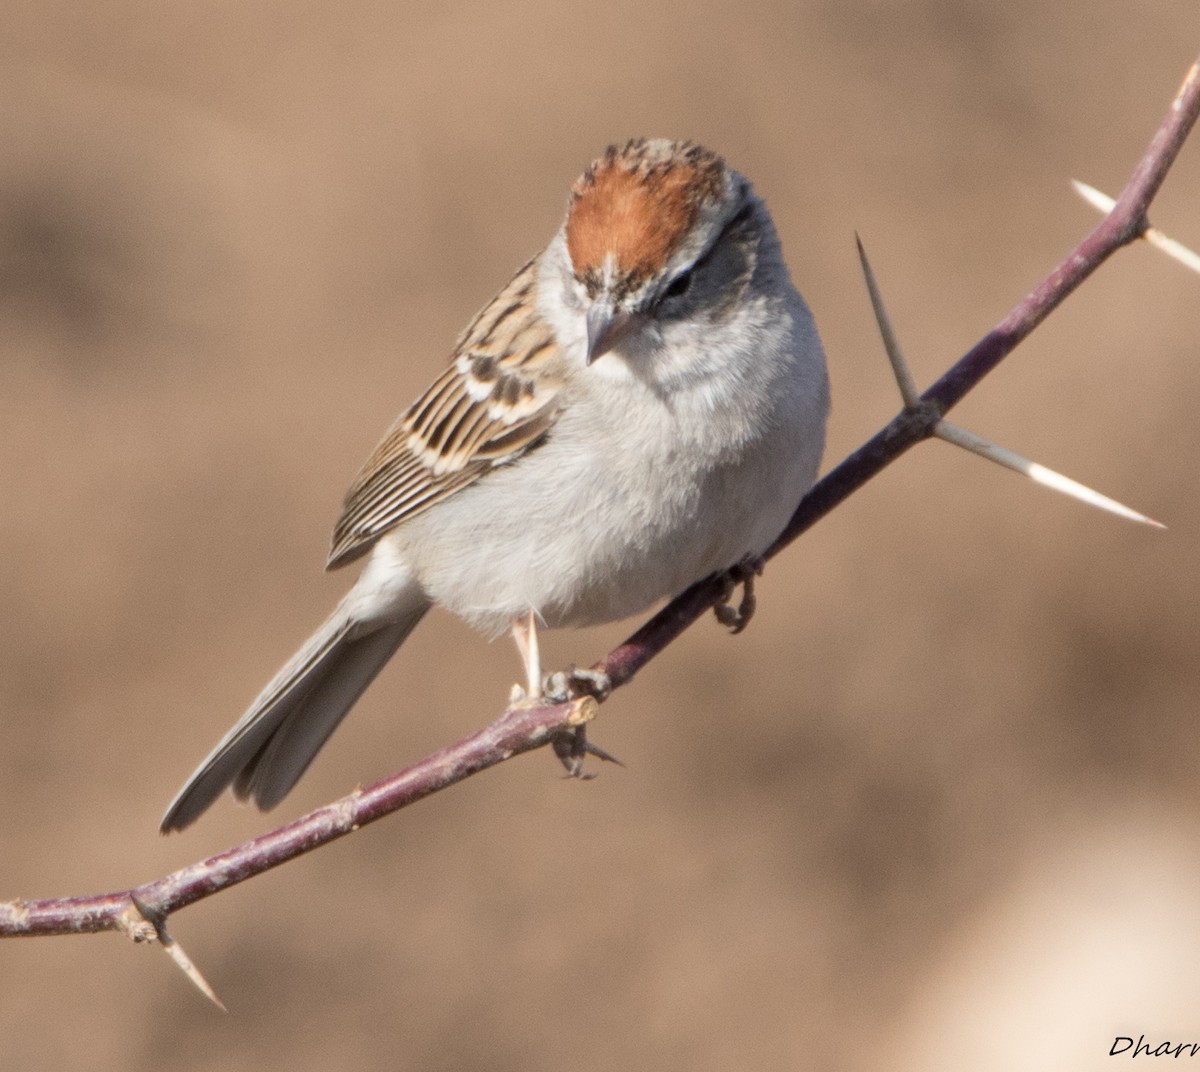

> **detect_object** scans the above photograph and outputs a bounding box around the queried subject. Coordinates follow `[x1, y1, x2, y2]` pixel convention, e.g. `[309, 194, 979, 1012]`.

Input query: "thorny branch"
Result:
[2, 58, 1198, 980]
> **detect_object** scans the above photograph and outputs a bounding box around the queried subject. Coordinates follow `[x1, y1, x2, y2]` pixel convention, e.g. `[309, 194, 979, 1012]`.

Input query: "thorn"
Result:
[934, 420, 1165, 529]
[160, 933, 228, 1012]
[1072, 179, 1200, 275]
[856, 234, 921, 408]
[127, 895, 226, 1011]
[1071, 178, 1116, 216]
[859, 224, 1162, 530]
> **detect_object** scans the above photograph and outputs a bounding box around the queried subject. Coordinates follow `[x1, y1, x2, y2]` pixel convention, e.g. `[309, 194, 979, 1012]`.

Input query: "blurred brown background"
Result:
[1, 3, 1198, 1070]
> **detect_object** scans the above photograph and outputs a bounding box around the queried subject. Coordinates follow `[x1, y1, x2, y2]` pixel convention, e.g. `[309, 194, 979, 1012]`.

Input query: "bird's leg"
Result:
[542, 665, 618, 774]
[713, 554, 766, 634]
[510, 609, 543, 700]
[511, 614, 621, 775]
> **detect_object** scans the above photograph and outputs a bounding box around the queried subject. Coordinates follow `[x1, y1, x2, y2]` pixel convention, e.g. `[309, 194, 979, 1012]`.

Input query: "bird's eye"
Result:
[664, 271, 692, 300]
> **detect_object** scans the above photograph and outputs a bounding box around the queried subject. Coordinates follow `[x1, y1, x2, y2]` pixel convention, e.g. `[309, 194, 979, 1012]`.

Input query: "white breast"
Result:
[384, 285, 828, 637]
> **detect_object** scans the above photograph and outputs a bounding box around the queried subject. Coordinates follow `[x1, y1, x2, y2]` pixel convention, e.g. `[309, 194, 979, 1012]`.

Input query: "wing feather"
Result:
[327, 258, 567, 569]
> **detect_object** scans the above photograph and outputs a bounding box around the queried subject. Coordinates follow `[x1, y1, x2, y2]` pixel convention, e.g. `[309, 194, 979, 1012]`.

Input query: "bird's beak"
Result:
[585, 304, 635, 365]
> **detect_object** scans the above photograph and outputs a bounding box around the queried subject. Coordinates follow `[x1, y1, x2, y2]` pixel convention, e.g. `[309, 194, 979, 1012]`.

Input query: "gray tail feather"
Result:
[160, 596, 429, 833]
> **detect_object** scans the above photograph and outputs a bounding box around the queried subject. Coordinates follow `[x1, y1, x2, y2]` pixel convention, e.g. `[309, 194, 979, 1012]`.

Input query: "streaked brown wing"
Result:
[327, 257, 566, 570]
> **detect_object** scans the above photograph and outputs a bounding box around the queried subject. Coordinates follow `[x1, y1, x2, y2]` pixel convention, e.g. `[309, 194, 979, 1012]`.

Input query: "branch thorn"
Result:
[858, 235, 1165, 529]
[1072, 179, 1200, 275]
[126, 895, 226, 1011]
[856, 233, 921, 408]
[934, 421, 1164, 528]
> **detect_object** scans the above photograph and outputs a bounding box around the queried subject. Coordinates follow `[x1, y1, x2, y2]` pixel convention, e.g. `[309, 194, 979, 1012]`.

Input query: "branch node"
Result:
[118, 900, 159, 945]
[1072, 179, 1200, 274]
[0, 899, 31, 933]
[566, 695, 599, 728]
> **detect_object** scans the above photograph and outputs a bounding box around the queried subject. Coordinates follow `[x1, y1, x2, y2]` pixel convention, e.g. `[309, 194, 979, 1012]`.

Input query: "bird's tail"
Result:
[160, 573, 430, 833]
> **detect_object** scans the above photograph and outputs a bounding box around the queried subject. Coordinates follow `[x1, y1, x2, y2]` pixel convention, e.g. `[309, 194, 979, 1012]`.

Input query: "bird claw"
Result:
[552, 723, 624, 779]
[543, 666, 612, 704]
[713, 555, 765, 634]
[538, 667, 617, 776]
[514, 666, 615, 780]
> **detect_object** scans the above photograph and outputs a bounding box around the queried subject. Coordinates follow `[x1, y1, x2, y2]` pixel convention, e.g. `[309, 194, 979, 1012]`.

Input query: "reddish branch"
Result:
[3, 57, 1198, 943]
[0, 697, 595, 938]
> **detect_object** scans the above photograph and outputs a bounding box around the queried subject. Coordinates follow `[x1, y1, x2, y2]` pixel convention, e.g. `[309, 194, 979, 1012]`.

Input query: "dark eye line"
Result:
[660, 201, 755, 304]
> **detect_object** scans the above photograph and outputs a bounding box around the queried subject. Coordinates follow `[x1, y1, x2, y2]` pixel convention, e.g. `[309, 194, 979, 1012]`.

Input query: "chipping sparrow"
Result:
[160, 139, 830, 833]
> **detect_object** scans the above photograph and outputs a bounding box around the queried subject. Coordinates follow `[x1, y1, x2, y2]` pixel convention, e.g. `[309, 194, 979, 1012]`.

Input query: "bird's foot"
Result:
[511, 665, 612, 712]
[552, 723, 624, 779]
[539, 667, 618, 777]
[713, 554, 765, 634]
[543, 666, 613, 704]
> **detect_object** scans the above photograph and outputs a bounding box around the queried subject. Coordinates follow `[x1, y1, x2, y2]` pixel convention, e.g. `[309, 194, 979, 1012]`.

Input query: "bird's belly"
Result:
[384, 412, 818, 636]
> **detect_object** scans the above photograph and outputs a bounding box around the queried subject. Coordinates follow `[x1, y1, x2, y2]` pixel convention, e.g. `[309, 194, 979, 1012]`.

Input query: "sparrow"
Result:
[160, 138, 830, 833]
